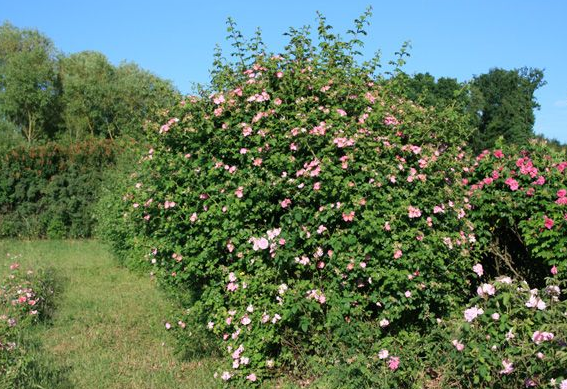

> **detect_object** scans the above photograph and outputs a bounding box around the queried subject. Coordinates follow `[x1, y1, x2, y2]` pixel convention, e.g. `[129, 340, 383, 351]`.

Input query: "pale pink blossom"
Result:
[408, 206, 422, 218]
[378, 349, 389, 359]
[464, 306, 484, 322]
[342, 211, 355, 222]
[499, 359, 514, 375]
[505, 177, 519, 191]
[526, 294, 547, 310]
[472, 263, 484, 277]
[477, 283, 496, 297]
[384, 115, 399, 126]
[388, 356, 400, 370]
[532, 330, 554, 344]
[250, 237, 269, 251]
[452, 339, 465, 351]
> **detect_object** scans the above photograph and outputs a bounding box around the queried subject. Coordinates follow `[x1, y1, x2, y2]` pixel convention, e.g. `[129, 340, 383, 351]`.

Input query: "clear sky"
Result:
[2, 0, 566, 143]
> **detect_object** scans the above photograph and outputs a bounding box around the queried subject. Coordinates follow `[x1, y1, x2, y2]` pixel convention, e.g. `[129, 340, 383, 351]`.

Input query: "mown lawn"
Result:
[0, 240, 221, 389]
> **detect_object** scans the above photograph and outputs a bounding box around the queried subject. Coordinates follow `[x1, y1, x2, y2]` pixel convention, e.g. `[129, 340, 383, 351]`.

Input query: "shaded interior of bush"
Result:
[484, 224, 548, 288]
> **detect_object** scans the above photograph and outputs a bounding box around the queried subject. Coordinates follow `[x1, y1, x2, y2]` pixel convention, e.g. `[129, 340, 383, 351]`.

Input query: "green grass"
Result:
[0, 240, 220, 389]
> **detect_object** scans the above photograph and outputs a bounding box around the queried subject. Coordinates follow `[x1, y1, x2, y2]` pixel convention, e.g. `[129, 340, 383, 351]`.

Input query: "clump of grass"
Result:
[0, 256, 69, 388]
[0, 240, 221, 389]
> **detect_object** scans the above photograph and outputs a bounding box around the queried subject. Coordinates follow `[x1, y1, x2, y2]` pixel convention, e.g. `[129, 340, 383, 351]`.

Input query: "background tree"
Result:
[59, 51, 115, 140]
[470, 67, 545, 151]
[398, 72, 467, 108]
[110, 62, 179, 139]
[0, 22, 61, 143]
[59, 54, 179, 140]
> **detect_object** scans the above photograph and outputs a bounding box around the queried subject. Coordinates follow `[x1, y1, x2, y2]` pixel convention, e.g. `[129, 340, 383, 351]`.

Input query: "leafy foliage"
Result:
[466, 139, 567, 286]
[105, 11, 491, 386]
[0, 139, 125, 238]
[470, 68, 545, 152]
[0, 21, 179, 143]
[428, 276, 567, 388]
[0, 21, 61, 143]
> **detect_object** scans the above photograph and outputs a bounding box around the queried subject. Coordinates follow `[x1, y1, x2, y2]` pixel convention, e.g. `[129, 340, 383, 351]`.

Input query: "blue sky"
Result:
[2, 0, 566, 142]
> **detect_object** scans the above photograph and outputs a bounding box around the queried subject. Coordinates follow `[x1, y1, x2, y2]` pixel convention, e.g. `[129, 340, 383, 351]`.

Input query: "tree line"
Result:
[0, 21, 180, 148]
[0, 21, 562, 153]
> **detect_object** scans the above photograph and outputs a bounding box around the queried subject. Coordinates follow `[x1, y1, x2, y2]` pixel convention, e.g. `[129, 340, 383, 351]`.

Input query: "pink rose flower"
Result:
[464, 306, 484, 322]
[544, 216, 554, 229]
[407, 206, 422, 218]
[388, 356, 400, 370]
[472, 263, 484, 277]
[499, 359, 514, 375]
[532, 330, 554, 344]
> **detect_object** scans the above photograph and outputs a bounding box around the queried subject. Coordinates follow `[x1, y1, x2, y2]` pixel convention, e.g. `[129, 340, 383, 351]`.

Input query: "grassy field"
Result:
[0, 240, 220, 389]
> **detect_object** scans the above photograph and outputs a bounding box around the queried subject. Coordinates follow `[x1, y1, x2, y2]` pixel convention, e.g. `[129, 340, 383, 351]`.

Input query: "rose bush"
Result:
[97, 11, 567, 388]
[427, 273, 567, 388]
[111, 12, 487, 385]
[466, 139, 567, 286]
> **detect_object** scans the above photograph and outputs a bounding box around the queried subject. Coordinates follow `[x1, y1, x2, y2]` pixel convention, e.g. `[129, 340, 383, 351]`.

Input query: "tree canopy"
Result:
[470, 67, 545, 151]
[0, 21, 180, 144]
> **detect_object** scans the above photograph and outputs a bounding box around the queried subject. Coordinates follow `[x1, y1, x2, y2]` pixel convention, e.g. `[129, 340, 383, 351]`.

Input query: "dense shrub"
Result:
[111, 13, 488, 386]
[0, 138, 127, 238]
[98, 12, 567, 388]
[94, 141, 156, 270]
[466, 139, 567, 286]
[427, 274, 567, 388]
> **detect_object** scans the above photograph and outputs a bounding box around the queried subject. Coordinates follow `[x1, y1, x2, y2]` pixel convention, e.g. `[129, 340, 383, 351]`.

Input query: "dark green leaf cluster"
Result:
[0, 139, 126, 238]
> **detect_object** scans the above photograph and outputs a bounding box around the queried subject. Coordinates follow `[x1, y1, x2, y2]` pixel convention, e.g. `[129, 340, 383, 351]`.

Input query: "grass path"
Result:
[0, 240, 219, 389]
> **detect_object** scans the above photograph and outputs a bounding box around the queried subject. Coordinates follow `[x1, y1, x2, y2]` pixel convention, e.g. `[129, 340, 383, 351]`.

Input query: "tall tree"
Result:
[59, 51, 115, 140]
[471, 67, 545, 151]
[110, 62, 179, 139]
[59, 53, 179, 140]
[398, 72, 467, 108]
[0, 22, 61, 142]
